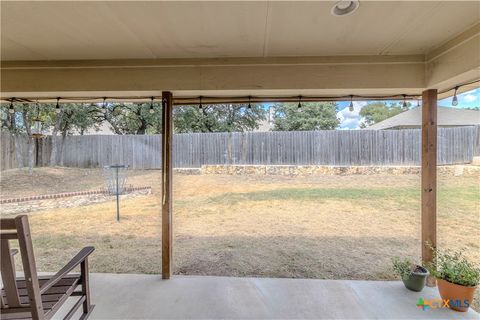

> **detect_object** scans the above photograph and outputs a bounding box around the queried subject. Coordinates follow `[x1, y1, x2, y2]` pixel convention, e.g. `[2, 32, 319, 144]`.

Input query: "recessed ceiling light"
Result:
[331, 0, 360, 17]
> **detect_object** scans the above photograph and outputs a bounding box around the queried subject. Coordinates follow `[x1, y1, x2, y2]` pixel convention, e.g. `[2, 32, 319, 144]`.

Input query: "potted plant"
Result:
[426, 248, 480, 312]
[392, 257, 429, 292]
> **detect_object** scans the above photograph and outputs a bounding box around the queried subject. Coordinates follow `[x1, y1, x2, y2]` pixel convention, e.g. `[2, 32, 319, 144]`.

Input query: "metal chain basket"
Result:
[103, 165, 129, 195]
[103, 164, 129, 221]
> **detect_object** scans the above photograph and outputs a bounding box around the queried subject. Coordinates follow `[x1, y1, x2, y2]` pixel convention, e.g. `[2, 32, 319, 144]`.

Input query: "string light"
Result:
[452, 86, 459, 106]
[402, 95, 408, 109]
[199, 96, 203, 110]
[9, 100, 15, 114]
[298, 96, 302, 109]
[248, 96, 252, 109]
[1, 79, 477, 107]
[149, 97, 155, 114]
[102, 97, 107, 113]
[349, 95, 354, 112]
[55, 97, 61, 114]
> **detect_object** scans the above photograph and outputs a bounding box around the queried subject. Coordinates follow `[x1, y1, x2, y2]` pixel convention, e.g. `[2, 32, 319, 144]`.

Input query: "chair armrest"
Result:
[40, 246, 94, 295]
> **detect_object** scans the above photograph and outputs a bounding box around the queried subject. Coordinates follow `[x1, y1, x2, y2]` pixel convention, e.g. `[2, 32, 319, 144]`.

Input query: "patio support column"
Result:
[421, 89, 437, 286]
[161, 91, 173, 279]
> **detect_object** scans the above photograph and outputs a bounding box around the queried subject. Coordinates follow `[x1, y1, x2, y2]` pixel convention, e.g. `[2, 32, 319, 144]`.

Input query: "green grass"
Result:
[438, 185, 479, 212]
[174, 184, 479, 216]
[207, 186, 419, 204]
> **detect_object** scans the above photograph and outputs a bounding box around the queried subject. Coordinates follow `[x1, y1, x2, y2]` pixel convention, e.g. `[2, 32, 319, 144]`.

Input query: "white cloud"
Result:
[463, 93, 477, 103]
[336, 102, 366, 129]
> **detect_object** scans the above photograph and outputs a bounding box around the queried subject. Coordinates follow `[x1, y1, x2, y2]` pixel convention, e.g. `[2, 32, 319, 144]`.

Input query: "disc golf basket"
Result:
[103, 165, 129, 221]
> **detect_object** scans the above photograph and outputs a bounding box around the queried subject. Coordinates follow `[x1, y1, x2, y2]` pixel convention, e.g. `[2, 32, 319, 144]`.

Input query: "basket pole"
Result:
[116, 167, 120, 221]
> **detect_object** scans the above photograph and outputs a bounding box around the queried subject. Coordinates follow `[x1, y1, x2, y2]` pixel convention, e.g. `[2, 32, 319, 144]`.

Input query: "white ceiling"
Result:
[1, 1, 479, 61]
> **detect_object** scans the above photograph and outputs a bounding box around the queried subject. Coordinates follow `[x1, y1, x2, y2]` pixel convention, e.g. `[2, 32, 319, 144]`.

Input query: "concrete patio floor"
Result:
[53, 273, 479, 319]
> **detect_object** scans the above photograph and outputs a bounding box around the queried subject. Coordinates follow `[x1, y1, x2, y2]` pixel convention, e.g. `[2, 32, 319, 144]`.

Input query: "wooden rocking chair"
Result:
[0, 215, 94, 320]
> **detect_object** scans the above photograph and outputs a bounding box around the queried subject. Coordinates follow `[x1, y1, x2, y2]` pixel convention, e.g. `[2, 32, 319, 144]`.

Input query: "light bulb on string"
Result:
[3, 80, 474, 114]
[402, 95, 408, 109]
[55, 98, 61, 114]
[452, 86, 459, 106]
[102, 97, 107, 113]
[149, 97, 155, 114]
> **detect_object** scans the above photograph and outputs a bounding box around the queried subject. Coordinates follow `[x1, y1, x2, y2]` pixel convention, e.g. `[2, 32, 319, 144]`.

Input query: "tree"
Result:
[42, 103, 104, 165]
[1, 103, 53, 172]
[1, 104, 21, 134]
[359, 102, 405, 128]
[272, 102, 339, 131]
[1, 103, 26, 167]
[102, 102, 162, 135]
[1, 102, 104, 169]
[173, 104, 266, 133]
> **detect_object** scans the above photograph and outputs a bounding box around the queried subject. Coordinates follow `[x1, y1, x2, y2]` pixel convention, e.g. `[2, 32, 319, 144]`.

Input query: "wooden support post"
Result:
[162, 91, 173, 279]
[80, 259, 92, 314]
[421, 89, 437, 286]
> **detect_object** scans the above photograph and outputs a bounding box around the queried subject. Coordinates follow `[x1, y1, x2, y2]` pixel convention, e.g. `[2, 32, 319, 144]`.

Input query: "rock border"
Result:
[0, 186, 151, 204]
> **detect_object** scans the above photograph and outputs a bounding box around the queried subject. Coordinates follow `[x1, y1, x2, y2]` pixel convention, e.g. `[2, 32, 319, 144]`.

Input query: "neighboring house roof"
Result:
[81, 121, 115, 135]
[365, 106, 480, 130]
[253, 106, 275, 132]
[254, 119, 273, 132]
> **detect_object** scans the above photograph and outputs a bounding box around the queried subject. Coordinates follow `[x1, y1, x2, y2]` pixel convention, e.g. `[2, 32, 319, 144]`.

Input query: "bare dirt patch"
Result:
[0, 167, 153, 199]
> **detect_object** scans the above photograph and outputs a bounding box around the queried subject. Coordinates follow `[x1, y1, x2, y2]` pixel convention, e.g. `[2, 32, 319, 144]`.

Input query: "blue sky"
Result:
[336, 88, 480, 129]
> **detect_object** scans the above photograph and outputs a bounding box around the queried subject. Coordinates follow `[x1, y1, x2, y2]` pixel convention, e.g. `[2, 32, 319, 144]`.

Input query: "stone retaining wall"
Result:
[174, 168, 201, 175]
[200, 165, 480, 176]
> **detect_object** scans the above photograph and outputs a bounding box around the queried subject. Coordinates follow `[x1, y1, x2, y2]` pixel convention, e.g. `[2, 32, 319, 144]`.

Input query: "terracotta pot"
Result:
[437, 278, 477, 312]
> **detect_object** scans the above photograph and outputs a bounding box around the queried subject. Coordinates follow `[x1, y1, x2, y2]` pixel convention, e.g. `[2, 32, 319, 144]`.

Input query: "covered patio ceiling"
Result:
[2, 1, 478, 60]
[1, 1, 479, 101]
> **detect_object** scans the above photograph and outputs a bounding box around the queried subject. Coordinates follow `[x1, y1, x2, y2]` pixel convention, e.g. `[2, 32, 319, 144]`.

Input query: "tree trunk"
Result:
[13, 134, 25, 169]
[49, 110, 64, 166]
[2, 108, 25, 169]
[137, 120, 147, 135]
[21, 109, 34, 174]
[27, 137, 34, 174]
[103, 110, 123, 135]
[59, 133, 67, 166]
[49, 135, 58, 166]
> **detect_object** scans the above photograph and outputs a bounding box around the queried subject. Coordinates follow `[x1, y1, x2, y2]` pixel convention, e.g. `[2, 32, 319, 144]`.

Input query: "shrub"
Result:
[426, 248, 480, 287]
[392, 257, 415, 280]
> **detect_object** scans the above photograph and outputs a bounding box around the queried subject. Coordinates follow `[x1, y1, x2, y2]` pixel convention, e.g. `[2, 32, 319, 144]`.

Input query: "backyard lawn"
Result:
[1, 167, 479, 308]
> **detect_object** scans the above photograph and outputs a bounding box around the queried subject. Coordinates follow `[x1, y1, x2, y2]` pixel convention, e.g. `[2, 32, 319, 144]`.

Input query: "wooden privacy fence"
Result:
[1, 134, 30, 170]
[1, 126, 479, 170]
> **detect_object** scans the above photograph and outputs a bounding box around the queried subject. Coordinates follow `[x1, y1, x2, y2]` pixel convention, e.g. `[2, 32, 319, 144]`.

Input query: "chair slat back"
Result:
[0, 215, 44, 319]
[0, 218, 17, 230]
[1, 238, 21, 307]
